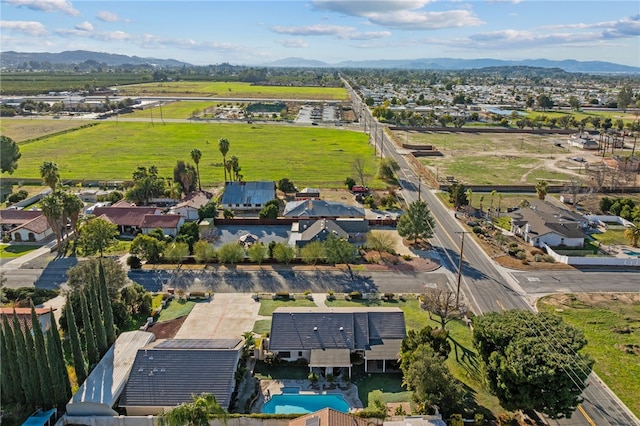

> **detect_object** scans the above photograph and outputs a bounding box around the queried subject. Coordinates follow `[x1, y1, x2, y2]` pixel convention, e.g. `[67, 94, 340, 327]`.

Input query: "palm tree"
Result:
[191, 148, 202, 191]
[41, 192, 65, 252]
[497, 193, 503, 216]
[624, 222, 640, 247]
[535, 180, 548, 200]
[218, 138, 230, 183]
[489, 190, 497, 217]
[40, 161, 60, 190]
[62, 192, 84, 240]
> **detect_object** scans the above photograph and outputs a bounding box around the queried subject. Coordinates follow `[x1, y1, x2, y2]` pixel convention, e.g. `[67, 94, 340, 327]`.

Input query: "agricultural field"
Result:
[1, 119, 91, 142]
[404, 131, 604, 185]
[538, 293, 640, 418]
[0, 72, 151, 95]
[10, 121, 379, 188]
[117, 81, 349, 100]
[525, 109, 639, 126]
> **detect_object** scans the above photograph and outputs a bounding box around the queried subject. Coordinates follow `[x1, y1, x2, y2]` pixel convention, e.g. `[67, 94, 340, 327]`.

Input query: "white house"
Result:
[10, 214, 53, 242]
[509, 199, 587, 248]
[172, 192, 211, 221]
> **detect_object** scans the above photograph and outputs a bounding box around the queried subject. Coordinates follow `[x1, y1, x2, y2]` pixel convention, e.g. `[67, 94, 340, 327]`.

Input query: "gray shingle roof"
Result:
[509, 200, 586, 239]
[269, 308, 406, 352]
[119, 339, 241, 409]
[283, 200, 365, 218]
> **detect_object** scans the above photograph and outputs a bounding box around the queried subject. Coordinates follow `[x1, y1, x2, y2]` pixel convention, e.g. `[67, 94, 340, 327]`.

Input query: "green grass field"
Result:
[11, 121, 378, 187]
[126, 100, 233, 120]
[118, 81, 349, 100]
[537, 294, 640, 417]
[257, 298, 317, 316]
[157, 299, 196, 322]
[0, 244, 39, 258]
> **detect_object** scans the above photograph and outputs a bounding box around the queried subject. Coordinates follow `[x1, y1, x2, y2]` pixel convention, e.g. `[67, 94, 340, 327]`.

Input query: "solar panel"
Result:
[155, 339, 241, 350]
[305, 416, 320, 426]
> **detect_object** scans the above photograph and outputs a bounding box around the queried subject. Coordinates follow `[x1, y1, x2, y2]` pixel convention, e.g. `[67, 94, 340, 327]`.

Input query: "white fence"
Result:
[584, 214, 633, 227]
[60, 416, 290, 426]
[545, 245, 640, 267]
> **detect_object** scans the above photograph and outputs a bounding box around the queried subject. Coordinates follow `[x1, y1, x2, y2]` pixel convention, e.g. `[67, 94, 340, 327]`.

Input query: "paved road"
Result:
[346, 83, 640, 426]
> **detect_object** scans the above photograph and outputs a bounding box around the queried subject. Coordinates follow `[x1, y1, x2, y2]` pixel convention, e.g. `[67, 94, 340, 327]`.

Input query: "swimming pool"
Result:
[262, 393, 350, 414]
[623, 249, 640, 257]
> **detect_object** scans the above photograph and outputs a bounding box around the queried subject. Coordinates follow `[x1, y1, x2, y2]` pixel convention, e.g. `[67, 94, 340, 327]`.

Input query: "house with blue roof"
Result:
[220, 181, 276, 212]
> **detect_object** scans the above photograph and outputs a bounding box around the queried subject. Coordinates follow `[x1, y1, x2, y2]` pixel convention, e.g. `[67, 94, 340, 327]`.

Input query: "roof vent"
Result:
[339, 326, 344, 331]
[313, 326, 318, 331]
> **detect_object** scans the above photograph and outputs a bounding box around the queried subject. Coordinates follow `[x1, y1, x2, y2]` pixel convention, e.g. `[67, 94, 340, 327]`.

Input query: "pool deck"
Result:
[254, 379, 364, 413]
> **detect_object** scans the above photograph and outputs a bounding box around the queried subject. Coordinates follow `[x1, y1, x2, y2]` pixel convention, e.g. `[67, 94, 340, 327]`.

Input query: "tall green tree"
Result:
[473, 310, 594, 419]
[272, 242, 295, 264]
[0, 316, 21, 402]
[300, 240, 326, 265]
[191, 148, 203, 191]
[62, 191, 84, 239]
[66, 297, 87, 384]
[79, 290, 99, 366]
[218, 138, 230, 183]
[1, 135, 21, 174]
[324, 234, 357, 265]
[173, 160, 198, 195]
[624, 221, 640, 247]
[397, 200, 435, 243]
[30, 305, 55, 407]
[535, 180, 548, 200]
[77, 217, 119, 257]
[130, 234, 165, 263]
[10, 312, 33, 403]
[39, 161, 61, 190]
[47, 310, 71, 405]
[617, 85, 634, 112]
[160, 393, 227, 426]
[98, 259, 117, 346]
[247, 243, 268, 264]
[125, 165, 166, 205]
[22, 311, 44, 407]
[88, 282, 108, 356]
[448, 183, 469, 209]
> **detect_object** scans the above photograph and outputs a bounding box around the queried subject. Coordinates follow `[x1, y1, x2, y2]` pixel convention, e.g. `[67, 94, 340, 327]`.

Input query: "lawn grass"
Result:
[590, 229, 630, 246]
[117, 81, 349, 100]
[351, 366, 412, 410]
[537, 294, 640, 417]
[12, 121, 379, 187]
[0, 244, 39, 258]
[252, 319, 272, 336]
[157, 299, 196, 322]
[126, 100, 234, 120]
[258, 298, 317, 316]
[151, 293, 164, 310]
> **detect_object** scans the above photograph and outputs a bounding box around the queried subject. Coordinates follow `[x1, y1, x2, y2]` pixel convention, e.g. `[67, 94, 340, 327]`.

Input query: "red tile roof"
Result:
[92, 207, 158, 227]
[12, 214, 51, 234]
[0, 210, 42, 226]
[141, 214, 182, 229]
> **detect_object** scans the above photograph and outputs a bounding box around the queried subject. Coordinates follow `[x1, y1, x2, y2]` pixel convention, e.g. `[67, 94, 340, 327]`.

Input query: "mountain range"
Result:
[1, 50, 638, 74]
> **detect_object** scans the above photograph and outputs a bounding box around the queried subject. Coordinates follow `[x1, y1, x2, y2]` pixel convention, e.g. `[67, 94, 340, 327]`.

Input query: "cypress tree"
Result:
[80, 290, 99, 367]
[30, 305, 55, 408]
[11, 310, 35, 405]
[65, 297, 87, 384]
[89, 280, 107, 356]
[22, 311, 44, 407]
[48, 310, 72, 404]
[99, 259, 117, 346]
[0, 320, 16, 403]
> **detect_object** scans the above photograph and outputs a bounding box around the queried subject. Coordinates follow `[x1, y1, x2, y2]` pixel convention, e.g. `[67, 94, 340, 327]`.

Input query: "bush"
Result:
[515, 250, 527, 260]
[542, 254, 556, 263]
[349, 291, 362, 299]
[127, 255, 142, 269]
[275, 292, 290, 300]
[7, 189, 28, 204]
[472, 225, 484, 235]
[383, 292, 394, 300]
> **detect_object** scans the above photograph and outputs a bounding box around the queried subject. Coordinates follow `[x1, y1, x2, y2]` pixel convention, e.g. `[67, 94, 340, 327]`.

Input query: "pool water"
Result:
[623, 250, 640, 256]
[262, 393, 350, 414]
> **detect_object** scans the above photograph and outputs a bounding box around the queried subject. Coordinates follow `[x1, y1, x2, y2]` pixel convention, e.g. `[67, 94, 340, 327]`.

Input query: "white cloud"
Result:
[311, 0, 482, 30]
[74, 21, 93, 32]
[96, 10, 128, 23]
[271, 24, 390, 40]
[276, 38, 308, 48]
[0, 20, 47, 35]
[544, 14, 640, 39]
[3, 0, 79, 16]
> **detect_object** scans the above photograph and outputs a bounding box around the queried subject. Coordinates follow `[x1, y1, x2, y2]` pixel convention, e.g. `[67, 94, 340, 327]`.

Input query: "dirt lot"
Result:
[146, 316, 187, 339]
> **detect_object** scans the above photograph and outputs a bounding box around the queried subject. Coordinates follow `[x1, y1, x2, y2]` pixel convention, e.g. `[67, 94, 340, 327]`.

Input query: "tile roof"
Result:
[289, 408, 370, 426]
[0, 210, 42, 225]
[140, 214, 182, 229]
[220, 181, 275, 207]
[119, 339, 241, 409]
[284, 200, 365, 218]
[12, 214, 50, 234]
[175, 192, 211, 209]
[92, 207, 158, 227]
[269, 308, 406, 352]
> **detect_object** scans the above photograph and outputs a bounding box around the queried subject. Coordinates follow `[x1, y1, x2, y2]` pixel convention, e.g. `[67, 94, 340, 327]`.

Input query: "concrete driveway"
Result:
[174, 293, 263, 340]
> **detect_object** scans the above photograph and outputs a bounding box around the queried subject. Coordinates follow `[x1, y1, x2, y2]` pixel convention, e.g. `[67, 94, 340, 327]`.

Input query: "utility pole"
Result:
[418, 176, 421, 202]
[455, 231, 471, 307]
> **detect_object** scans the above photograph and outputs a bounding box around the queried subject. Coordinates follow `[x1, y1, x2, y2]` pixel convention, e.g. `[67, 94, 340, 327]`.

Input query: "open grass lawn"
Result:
[525, 109, 637, 125]
[157, 299, 196, 322]
[407, 131, 587, 185]
[537, 293, 640, 417]
[126, 100, 230, 120]
[118, 81, 349, 100]
[351, 367, 412, 410]
[13, 121, 378, 187]
[590, 229, 630, 246]
[258, 298, 317, 316]
[1, 118, 89, 142]
[0, 244, 39, 258]
[252, 319, 272, 336]
[324, 297, 507, 417]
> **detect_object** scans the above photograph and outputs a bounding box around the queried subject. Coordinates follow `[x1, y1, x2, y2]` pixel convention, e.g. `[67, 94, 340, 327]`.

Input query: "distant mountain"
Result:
[0, 50, 191, 68]
[263, 57, 640, 74]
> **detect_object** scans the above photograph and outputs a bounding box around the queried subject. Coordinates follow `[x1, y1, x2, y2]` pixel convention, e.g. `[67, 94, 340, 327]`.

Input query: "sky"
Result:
[1, 0, 639, 67]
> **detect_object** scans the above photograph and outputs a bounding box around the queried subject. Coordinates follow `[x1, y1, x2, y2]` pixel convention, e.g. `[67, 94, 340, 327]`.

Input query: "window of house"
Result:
[279, 351, 291, 358]
[298, 351, 303, 357]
